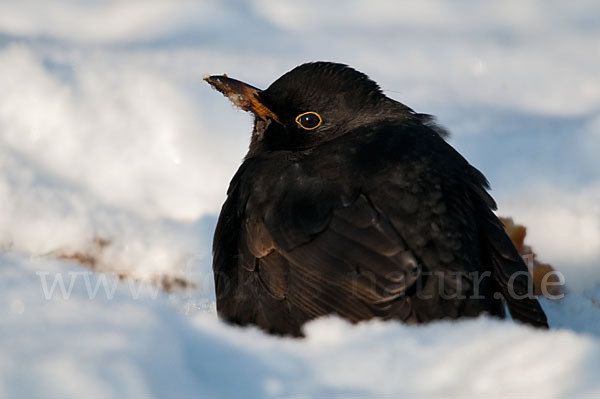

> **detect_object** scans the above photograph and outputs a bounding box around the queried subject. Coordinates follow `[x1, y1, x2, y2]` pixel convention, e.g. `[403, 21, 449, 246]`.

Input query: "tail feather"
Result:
[479, 206, 549, 328]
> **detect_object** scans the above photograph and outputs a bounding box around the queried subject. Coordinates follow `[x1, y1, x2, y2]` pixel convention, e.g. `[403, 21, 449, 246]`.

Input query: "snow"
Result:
[3, 253, 600, 397]
[1, 1, 600, 397]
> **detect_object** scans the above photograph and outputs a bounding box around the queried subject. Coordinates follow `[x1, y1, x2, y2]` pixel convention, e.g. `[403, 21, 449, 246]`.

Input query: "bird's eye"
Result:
[295, 112, 322, 130]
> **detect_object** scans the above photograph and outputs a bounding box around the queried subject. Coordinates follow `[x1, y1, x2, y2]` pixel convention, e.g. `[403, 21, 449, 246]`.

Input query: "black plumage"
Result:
[205, 62, 548, 336]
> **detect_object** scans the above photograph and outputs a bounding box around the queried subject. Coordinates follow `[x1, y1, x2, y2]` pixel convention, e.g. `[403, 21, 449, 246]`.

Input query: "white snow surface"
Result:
[3, 253, 600, 398]
[1, 1, 600, 397]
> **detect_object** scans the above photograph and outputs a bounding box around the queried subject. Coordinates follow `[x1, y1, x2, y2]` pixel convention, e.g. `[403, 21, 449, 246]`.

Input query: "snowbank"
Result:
[3, 253, 600, 398]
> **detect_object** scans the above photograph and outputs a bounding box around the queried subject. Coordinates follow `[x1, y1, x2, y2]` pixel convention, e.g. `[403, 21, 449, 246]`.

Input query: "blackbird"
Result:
[205, 62, 548, 336]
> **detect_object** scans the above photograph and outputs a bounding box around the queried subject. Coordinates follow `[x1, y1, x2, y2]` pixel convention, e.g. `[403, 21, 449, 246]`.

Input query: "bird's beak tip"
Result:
[203, 73, 230, 86]
[204, 74, 280, 123]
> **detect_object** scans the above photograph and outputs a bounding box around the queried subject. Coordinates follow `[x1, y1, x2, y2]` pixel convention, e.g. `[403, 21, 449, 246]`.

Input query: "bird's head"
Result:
[205, 62, 415, 154]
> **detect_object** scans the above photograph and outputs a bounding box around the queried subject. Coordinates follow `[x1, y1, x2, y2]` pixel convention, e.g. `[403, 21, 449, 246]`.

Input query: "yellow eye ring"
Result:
[295, 112, 322, 130]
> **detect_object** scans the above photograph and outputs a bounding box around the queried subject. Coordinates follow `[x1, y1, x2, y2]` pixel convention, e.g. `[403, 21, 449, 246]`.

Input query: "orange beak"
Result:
[204, 74, 280, 123]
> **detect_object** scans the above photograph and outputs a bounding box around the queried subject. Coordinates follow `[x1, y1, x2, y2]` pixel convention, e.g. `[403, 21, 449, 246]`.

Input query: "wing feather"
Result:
[249, 193, 421, 322]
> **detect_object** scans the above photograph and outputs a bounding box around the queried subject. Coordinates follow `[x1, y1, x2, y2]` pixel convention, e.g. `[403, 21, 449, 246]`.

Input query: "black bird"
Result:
[205, 62, 548, 336]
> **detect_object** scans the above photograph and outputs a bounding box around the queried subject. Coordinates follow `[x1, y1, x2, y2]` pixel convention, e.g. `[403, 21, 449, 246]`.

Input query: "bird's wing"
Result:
[241, 193, 422, 323]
